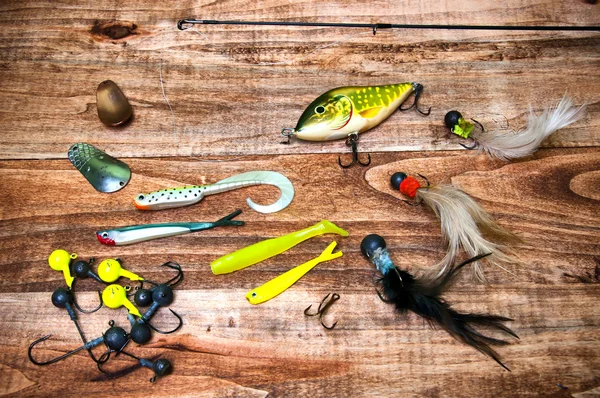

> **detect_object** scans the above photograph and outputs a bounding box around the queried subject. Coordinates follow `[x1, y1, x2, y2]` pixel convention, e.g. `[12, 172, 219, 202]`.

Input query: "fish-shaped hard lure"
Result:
[211, 220, 348, 275]
[246, 241, 343, 305]
[134, 171, 294, 214]
[284, 83, 426, 142]
[96, 209, 244, 246]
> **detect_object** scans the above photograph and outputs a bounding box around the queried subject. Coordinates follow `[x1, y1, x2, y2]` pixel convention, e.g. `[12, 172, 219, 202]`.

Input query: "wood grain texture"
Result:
[0, 0, 599, 397]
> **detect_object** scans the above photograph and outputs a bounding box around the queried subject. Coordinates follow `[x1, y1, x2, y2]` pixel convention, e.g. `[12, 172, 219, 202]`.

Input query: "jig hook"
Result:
[304, 293, 340, 330]
[98, 350, 172, 383]
[28, 334, 107, 366]
[129, 283, 184, 344]
[399, 173, 430, 206]
[458, 119, 484, 150]
[70, 258, 104, 313]
[338, 133, 371, 169]
[136, 261, 184, 293]
[399, 83, 431, 116]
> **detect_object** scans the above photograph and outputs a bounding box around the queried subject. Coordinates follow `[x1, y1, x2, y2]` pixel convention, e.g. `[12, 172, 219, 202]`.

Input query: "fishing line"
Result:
[159, 60, 176, 137]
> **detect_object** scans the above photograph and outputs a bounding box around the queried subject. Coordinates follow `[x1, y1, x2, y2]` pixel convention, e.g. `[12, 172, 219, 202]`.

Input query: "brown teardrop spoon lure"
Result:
[96, 80, 133, 126]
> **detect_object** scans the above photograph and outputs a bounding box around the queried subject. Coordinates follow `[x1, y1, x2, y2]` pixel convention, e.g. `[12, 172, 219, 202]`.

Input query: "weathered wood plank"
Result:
[0, 1, 598, 159]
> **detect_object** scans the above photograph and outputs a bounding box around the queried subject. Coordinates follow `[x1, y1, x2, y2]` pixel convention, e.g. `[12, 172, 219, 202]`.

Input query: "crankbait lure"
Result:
[96, 209, 244, 246]
[134, 171, 294, 214]
[68, 143, 131, 193]
[361, 234, 518, 371]
[211, 220, 348, 275]
[390, 172, 519, 282]
[246, 241, 343, 305]
[445, 95, 586, 161]
[282, 83, 430, 168]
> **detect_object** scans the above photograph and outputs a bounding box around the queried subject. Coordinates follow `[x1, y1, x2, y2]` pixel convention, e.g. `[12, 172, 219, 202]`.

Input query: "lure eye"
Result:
[102, 232, 108, 239]
[315, 105, 325, 114]
[137, 195, 145, 200]
[251, 292, 257, 297]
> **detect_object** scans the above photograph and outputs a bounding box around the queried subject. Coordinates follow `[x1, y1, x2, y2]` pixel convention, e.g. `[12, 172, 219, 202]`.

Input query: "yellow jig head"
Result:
[246, 241, 343, 305]
[98, 259, 144, 283]
[283, 83, 429, 143]
[211, 220, 348, 275]
[101, 284, 142, 317]
[48, 249, 78, 288]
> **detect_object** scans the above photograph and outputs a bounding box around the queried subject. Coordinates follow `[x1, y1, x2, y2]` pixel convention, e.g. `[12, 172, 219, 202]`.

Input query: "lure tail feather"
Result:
[473, 95, 586, 161]
[416, 184, 519, 282]
[377, 253, 517, 371]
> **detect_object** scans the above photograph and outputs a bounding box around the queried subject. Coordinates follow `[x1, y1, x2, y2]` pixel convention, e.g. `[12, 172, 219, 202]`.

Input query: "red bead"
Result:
[399, 176, 421, 198]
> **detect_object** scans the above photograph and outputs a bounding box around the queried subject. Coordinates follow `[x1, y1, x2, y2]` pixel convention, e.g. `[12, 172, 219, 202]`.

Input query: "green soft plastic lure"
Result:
[282, 83, 428, 142]
[96, 210, 244, 246]
[211, 220, 348, 275]
[246, 241, 343, 305]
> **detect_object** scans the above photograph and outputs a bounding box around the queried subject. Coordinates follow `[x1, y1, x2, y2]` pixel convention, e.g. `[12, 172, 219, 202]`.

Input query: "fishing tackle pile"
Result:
[361, 234, 518, 371]
[96, 209, 244, 246]
[29, 251, 183, 382]
[281, 83, 430, 168]
[390, 172, 519, 282]
[134, 171, 294, 214]
[445, 95, 586, 161]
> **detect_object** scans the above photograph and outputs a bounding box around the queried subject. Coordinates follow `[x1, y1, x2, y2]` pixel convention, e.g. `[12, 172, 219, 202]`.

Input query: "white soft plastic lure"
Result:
[134, 171, 294, 214]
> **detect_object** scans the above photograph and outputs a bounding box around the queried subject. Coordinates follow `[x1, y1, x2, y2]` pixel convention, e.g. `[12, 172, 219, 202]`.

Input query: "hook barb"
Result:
[338, 133, 371, 169]
[143, 309, 183, 334]
[399, 83, 431, 116]
[304, 293, 340, 329]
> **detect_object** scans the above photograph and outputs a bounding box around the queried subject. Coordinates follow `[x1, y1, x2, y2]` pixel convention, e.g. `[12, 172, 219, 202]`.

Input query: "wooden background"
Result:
[1, 1, 599, 396]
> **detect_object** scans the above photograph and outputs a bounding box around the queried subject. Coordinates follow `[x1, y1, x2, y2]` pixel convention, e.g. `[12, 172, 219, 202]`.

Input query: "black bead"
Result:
[153, 358, 172, 376]
[71, 260, 90, 278]
[390, 172, 407, 190]
[130, 322, 152, 344]
[134, 289, 153, 307]
[444, 110, 462, 129]
[360, 234, 386, 258]
[51, 288, 74, 308]
[104, 326, 129, 351]
[152, 285, 174, 306]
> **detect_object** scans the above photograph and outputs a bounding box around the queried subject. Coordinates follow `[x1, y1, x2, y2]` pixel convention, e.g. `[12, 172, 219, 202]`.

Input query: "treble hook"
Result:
[304, 293, 340, 330]
[399, 83, 431, 116]
[338, 133, 371, 168]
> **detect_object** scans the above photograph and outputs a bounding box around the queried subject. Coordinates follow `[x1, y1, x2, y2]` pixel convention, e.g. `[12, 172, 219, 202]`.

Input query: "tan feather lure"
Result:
[445, 95, 586, 161]
[390, 172, 520, 282]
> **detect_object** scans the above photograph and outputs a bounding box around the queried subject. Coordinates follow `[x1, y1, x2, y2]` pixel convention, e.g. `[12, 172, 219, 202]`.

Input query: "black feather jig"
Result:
[361, 234, 518, 371]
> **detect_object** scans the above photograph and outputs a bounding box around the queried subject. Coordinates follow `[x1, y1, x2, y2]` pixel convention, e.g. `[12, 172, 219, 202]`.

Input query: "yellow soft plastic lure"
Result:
[211, 220, 348, 275]
[246, 241, 343, 305]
